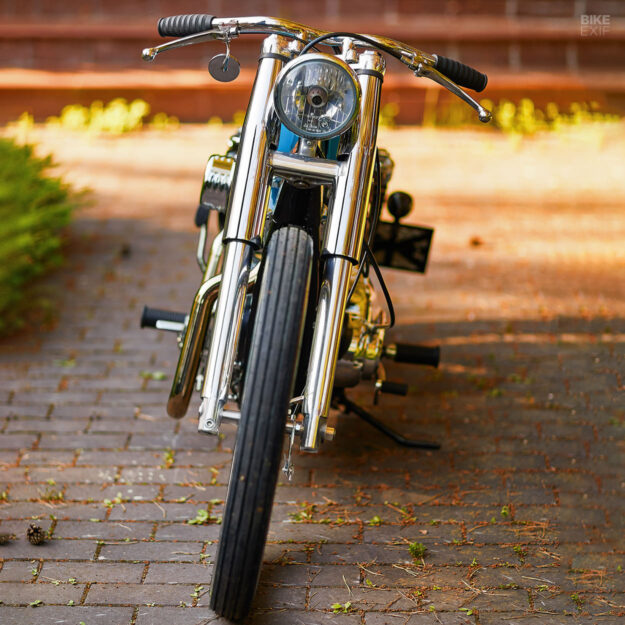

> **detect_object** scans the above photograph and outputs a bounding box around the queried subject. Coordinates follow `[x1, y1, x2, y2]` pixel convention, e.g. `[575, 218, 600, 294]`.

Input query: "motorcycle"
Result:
[140, 13, 490, 621]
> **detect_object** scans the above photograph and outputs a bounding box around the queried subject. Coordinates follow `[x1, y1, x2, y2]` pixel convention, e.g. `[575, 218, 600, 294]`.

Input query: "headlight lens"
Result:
[274, 54, 361, 140]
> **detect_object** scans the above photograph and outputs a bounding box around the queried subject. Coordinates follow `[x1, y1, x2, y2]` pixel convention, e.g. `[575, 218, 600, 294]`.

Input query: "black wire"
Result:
[365, 242, 395, 328]
[345, 150, 380, 301]
[345, 250, 365, 307]
[299, 31, 405, 61]
[243, 30, 322, 52]
[344, 149, 395, 330]
[363, 151, 382, 279]
[237, 29, 397, 60]
[367, 149, 383, 250]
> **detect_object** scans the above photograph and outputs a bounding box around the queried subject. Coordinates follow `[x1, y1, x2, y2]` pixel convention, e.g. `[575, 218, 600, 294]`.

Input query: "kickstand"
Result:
[337, 392, 441, 450]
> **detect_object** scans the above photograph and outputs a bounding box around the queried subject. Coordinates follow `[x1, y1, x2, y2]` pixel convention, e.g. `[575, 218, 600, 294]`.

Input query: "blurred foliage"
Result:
[232, 110, 246, 126]
[45, 98, 179, 134]
[430, 98, 622, 134]
[204, 111, 248, 126]
[12, 96, 622, 137]
[380, 102, 400, 128]
[8, 112, 36, 144]
[15, 102, 246, 132]
[0, 138, 78, 335]
[150, 111, 180, 131]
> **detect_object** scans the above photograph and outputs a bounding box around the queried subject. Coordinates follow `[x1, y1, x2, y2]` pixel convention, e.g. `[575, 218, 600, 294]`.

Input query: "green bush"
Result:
[0, 137, 77, 335]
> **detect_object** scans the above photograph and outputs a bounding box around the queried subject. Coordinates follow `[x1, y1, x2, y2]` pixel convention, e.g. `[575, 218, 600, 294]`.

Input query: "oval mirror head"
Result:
[209, 54, 240, 82]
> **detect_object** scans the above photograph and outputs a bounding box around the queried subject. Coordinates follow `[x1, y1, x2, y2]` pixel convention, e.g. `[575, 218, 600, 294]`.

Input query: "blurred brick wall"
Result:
[3, 0, 625, 71]
[1, 0, 625, 121]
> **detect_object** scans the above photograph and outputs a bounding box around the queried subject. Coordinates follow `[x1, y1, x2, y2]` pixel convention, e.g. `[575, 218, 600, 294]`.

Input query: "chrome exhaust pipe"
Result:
[167, 274, 221, 419]
[167, 262, 259, 419]
[198, 241, 254, 433]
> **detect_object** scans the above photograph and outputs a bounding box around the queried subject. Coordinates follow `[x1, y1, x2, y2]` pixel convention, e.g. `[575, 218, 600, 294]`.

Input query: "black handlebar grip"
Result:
[141, 306, 187, 328]
[158, 14, 215, 37]
[394, 343, 440, 368]
[434, 55, 488, 92]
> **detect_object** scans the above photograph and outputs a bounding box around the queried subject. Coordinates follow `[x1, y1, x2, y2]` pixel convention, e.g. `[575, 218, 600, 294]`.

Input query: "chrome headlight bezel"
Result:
[273, 53, 361, 141]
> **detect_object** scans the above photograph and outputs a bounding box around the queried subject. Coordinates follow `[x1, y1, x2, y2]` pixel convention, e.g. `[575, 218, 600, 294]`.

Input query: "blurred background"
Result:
[1, 0, 625, 122]
[1, 1, 624, 334]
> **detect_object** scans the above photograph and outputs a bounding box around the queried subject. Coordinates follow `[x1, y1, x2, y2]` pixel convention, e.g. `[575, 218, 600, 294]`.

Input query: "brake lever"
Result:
[414, 62, 492, 123]
[142, 24, 238, 61]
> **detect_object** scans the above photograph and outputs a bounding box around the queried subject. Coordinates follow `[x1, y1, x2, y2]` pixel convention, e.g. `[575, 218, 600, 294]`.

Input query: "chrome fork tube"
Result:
[198, 35, 293, 434]
[323, 52, 385, 260]
[302, 51, 385, 451]
[301, 257, 352, 450]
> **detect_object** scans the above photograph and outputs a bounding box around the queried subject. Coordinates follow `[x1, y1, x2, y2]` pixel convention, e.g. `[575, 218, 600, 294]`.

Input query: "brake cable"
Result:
[366, 242, 395, 328]
[367, 150, 383, 251]
[242, 30, 322, 52]
[346, 150, 380, 299]
[299, 31, 406, 61]
[344, 150, 395, 328]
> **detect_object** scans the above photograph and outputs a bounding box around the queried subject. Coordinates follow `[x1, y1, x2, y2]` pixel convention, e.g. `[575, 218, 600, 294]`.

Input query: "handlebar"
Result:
[147, 14, 491, 119]
[154, 15, 434, 66]
[156, 13, 487, 93]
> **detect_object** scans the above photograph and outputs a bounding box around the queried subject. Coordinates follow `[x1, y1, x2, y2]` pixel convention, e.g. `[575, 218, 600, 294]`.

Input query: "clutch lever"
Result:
[414, 62, 492, 123]
[142, 24, 238, 61]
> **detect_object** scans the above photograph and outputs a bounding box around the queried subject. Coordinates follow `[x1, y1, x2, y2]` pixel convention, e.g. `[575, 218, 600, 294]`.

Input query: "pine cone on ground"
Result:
[27, 524, 46, 545]
[0, 533, 14, 545]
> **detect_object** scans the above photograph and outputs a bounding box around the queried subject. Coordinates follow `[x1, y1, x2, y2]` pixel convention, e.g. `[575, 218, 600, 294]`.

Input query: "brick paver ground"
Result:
[1, 125, 624, 624]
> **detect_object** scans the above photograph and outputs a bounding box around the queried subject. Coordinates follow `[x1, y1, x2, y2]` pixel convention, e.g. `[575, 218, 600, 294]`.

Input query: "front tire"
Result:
[210, 226, 313, 621]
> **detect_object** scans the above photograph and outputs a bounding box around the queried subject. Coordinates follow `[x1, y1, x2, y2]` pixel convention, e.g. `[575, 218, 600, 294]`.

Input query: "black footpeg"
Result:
[140, 306, 187, 331]
[376, 380, 408, 396]
[386, 343, 440, 368]
[374, 379, 408, 406]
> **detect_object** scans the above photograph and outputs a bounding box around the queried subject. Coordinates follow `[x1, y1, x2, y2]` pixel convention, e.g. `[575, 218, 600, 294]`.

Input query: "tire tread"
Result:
[210, 226, 313, 620]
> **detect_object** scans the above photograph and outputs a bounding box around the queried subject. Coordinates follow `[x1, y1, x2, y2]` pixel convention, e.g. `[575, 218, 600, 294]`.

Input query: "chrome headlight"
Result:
[274, 54, 361, 140]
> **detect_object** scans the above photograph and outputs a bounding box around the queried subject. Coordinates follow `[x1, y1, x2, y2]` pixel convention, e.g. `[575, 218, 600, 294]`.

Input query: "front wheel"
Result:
[210, 226, 313, 621]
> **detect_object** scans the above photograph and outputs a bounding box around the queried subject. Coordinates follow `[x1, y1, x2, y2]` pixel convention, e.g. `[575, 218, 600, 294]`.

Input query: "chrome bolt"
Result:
[320, 424, 335, 442]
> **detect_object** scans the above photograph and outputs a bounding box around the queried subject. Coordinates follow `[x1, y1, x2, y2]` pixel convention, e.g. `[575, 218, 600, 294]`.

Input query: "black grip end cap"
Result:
[141, 306, 187, 328]
[394, 343, 441, 368]
[140, 305, 152, 328]
[195, 204, 211, 228]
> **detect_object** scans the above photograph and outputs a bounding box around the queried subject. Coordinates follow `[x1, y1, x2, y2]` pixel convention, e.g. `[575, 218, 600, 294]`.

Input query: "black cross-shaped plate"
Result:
[371, 221, 434, 273]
